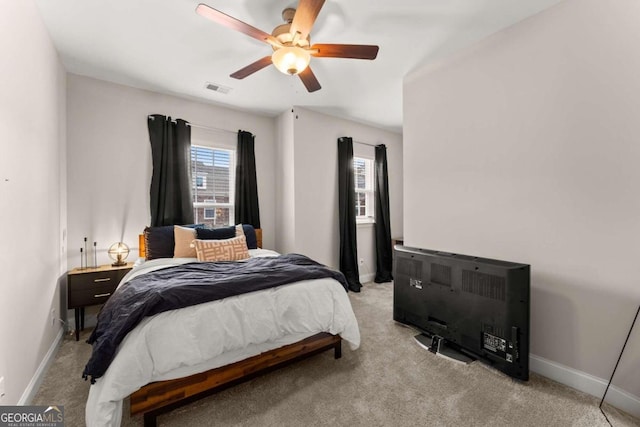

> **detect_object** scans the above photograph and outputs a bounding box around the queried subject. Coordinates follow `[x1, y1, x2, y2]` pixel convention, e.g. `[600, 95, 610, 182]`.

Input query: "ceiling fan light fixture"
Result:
[271, 46, 310, 75]
[196, 2, 379, 92]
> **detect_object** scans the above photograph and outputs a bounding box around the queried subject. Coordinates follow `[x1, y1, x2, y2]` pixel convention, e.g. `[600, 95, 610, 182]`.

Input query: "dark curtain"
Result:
[374, 144, 393, 283]
[338, 137, 361, 292]
[147, 114, 194, 227]
[235, 130, 261, 228]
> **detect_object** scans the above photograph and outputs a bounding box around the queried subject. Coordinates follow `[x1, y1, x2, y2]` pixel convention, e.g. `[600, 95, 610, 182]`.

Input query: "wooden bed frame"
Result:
[131, 228, 335, 425]
[129, 332, 341, 427]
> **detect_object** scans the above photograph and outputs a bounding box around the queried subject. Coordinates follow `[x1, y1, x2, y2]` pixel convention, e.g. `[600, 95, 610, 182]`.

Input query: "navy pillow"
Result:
[193, 225, 258, 249]
[196, 226, 236, 240]
[144, 224, 202, 260]
[241, 224, 258, 249]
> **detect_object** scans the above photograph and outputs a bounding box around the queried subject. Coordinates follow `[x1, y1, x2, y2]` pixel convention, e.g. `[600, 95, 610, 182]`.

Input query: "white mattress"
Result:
[85, 250, 361, 426]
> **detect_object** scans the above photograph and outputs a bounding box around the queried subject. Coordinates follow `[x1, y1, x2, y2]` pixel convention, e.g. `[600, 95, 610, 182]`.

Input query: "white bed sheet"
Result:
[85, 250, 360, 426]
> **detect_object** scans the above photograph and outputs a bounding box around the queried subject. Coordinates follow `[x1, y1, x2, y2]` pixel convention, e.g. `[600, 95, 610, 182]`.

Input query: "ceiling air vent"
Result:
[205, 82, 232, 94]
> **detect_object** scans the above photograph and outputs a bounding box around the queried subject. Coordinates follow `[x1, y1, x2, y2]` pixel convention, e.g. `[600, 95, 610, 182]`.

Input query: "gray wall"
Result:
[404, 0, 639, 402]
[275, 110, 296, 254]
[0, 0, 67, 404]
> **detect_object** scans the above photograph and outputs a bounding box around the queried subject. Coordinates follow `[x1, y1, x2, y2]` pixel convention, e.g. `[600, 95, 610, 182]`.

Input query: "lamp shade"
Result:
[271, 46, 310, 75]
[108, 242, 130, 267]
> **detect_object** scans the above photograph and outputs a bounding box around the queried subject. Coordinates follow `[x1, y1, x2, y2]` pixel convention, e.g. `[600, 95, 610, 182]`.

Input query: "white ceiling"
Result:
[34, 0, 564, 133]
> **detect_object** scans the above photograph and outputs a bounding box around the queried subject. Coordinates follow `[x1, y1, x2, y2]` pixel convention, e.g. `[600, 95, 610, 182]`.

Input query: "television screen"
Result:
[393, 245, 530, 380]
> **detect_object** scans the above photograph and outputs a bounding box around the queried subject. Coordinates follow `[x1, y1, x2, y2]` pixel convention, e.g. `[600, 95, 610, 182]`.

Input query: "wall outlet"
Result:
[51, 308, 56, 326]
[0, 376, 5, 401]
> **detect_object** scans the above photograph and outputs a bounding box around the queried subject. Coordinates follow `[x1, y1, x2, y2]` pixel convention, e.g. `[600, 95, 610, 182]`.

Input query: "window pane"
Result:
[353, 157, 373, 218]
[353, 158, 366, 189]
[192, 145, 234, 226]
[194, 206, 231, 228]
[354, 157, 374, 219]
[192, 147, 232, 203]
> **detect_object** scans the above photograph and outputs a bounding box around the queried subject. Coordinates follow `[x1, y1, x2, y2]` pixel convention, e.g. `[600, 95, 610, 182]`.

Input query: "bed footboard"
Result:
[130, 332, 342, 427]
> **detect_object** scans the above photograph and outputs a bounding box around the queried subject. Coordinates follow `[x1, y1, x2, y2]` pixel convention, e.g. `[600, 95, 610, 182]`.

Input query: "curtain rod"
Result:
[147, 115, 237, 135]
[354, 140, 379, 147]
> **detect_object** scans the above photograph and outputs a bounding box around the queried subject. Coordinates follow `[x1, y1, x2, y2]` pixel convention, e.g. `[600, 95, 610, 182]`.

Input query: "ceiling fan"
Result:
[196, 0, 379, 92]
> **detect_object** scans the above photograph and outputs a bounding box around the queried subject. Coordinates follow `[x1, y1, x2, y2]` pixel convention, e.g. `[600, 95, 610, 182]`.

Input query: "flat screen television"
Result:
[393, 245, 530, 380]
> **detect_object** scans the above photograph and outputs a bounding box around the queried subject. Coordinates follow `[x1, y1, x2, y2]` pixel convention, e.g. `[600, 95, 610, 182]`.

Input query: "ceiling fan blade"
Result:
[230, 56, 273, 79]
[196, 3, 278, 46]
[298, 66, 321, 92]
[311, 44, 379, 60]
[290, 0, 325, 41]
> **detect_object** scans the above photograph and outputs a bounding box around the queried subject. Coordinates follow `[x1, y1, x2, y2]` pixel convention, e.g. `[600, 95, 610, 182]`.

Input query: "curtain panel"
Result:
[337, 137, 362, 292]
[374, 144, 393, 283]
[234, 130, 261, 228]
[147, 114, 194, 227]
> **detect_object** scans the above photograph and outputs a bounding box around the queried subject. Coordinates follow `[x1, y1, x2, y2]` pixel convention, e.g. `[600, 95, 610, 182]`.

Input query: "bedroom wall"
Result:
[66, 74, 277, 270]
[275, 107, 403, 279]
[0, 0, 67, 404]
[404, 0, 640, 406]
[275, 110, 296, 254]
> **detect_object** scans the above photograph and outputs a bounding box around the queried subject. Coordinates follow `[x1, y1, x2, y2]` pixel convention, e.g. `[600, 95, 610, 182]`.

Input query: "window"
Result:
[195, 175, 206, 190]
[203, 207, 216, 219]
[354, 157, 374, 222]
[191, 145, 235, 227]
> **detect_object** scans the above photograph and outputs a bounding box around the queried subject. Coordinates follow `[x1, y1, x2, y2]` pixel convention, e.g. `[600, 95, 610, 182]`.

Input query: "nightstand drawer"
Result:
[67, 268, 129, 309]
[67, 262, 133, 340]
[68, 282, 118, 308]
[68, 269, 123, 289]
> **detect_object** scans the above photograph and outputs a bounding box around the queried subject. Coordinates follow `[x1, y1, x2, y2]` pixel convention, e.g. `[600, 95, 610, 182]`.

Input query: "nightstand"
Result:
[67, 263, 133, 341]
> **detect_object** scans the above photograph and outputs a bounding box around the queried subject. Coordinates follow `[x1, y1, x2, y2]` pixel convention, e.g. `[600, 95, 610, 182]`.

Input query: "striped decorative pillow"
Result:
[193, 235, 250, 262]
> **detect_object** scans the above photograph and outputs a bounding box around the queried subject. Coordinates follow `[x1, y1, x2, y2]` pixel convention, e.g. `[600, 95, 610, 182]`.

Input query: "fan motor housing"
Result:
[271, 8, 310, 50]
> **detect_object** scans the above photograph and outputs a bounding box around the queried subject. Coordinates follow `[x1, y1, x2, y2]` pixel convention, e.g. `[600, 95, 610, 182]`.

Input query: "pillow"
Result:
[193, 236, 250, 262]
[235, 224, 245, 238]
[196, 226, 236, 240]
[144, 224, 202, 260]
[174, 225, 198, 258]
[238, 224, 258, 249]
[144, 225, 175, 260]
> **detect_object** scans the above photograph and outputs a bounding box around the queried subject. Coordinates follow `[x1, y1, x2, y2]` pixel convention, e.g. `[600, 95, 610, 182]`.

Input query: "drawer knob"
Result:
[94, 293, 111, 298]
[94, 278, 111, 283]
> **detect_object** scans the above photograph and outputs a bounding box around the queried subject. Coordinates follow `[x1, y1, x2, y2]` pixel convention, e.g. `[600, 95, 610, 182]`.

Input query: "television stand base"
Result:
[414, 334, 475, 365]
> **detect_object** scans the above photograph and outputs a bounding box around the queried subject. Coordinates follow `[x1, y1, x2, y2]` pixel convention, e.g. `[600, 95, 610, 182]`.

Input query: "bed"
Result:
[83, 225, 360, 427]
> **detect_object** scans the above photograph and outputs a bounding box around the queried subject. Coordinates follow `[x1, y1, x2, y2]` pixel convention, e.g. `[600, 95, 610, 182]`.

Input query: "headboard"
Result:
[255, 228, 263, 250]
[138, 228, 263, 258]
[138, 234, 145, 258]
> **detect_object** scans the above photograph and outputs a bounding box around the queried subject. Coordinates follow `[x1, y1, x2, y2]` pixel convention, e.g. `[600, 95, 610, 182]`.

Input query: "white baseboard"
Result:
[18, 327, 64, 405]
[530, 353, 640, 418]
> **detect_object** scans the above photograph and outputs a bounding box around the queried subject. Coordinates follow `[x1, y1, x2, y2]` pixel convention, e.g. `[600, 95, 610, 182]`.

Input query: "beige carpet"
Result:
[34, 282, 638, 426]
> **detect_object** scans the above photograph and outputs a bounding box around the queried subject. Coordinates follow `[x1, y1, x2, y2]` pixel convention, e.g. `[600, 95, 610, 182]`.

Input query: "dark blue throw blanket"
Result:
[82, 254, 348, 382]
